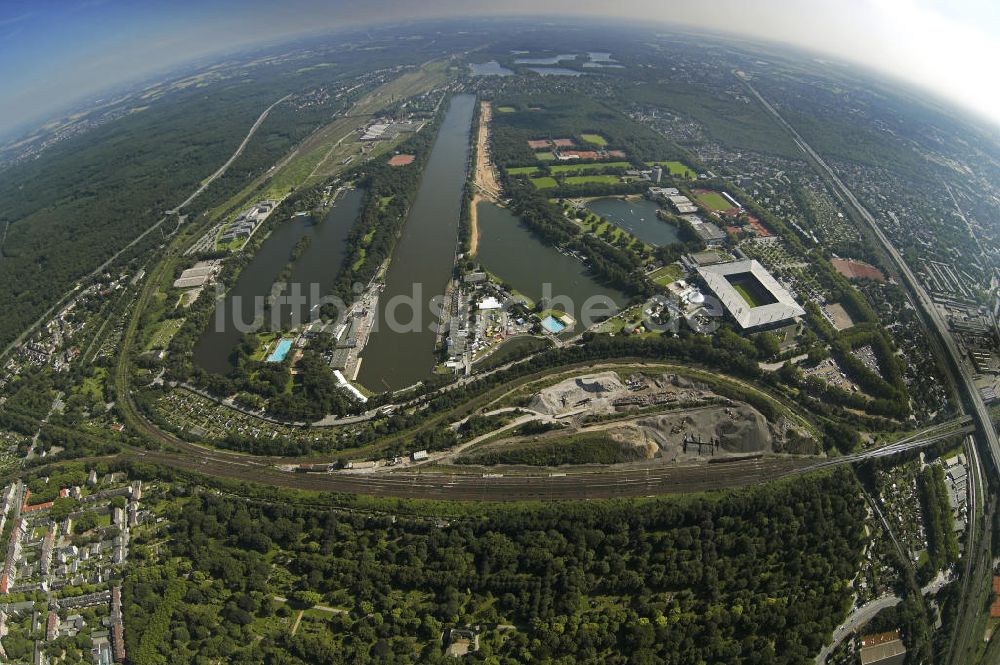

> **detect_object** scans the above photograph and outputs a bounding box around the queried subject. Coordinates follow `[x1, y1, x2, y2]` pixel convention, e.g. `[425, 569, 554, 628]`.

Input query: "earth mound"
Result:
[529, 372, 624, 415]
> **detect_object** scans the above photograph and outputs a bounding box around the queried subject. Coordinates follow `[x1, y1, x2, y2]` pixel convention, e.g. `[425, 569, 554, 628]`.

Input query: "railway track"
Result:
[98, 71, 974, 503]
[114, 380, 971, 501]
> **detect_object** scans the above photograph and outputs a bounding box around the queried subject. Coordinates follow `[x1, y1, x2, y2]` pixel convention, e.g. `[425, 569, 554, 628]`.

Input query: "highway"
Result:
[86, 65, 980, 503]
[178, 94, 292, 210]
[0, 93, 291, 364]
[742, 78, 1000, 474]
[742, 76, 998, 665]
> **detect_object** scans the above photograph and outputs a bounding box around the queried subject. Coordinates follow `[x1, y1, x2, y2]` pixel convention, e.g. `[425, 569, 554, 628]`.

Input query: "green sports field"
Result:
[645, 160, 697, 180]
[497, 106, 516, 113]
[694, 190, 733, 211]
[536, 151, 556, 161]
[732, 283, 762, 307]
[726, 273, 776, 308]
[649, 264, 684, 286]
[508, 166, 540, 175]
[531, 176, 558, 189]
[580, 133, 608, 146]
[563, 175, 621, 185]
[550, 161, 630, 174]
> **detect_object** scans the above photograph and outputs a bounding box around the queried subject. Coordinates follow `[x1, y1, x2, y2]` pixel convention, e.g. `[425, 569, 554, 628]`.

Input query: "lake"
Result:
[192, 187, 364, 375]
[356, 94, 476, 392]
[527, 67, 583, 77]
[584, 197, 680, 246]
[468, 61, 513, 76]
[514, 54, 577, 65]
[475, 201, 625, 322]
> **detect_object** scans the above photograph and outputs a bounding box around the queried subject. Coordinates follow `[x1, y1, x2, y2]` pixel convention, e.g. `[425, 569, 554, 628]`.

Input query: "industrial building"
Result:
[360, 119, 418, 142]
[172, 260, 222, 290]
[219, 200, 276, 245]
[859, 630, 906, 665]
[692, 221, 727, 245]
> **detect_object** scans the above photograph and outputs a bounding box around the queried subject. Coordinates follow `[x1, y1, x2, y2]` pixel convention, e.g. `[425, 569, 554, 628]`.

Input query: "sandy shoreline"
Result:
[470, 101, 501, 256]
[469, 193, 482, 255]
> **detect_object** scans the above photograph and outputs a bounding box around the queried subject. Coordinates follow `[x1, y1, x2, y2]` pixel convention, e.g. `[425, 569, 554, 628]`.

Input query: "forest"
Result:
[123, 469, 865, 664]
[0, 27, 459, 354]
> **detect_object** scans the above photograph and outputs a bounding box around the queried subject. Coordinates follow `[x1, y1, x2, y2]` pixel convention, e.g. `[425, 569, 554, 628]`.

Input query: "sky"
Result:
[1, 0, 999, 136]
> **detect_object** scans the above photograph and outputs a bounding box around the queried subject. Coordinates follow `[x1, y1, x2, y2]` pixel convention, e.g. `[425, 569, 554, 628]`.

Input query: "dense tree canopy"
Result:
[125, 471, 865, 664]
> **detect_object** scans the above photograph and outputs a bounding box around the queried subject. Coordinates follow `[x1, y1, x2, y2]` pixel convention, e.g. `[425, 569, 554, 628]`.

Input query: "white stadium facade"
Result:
[697, 259, 805, 331]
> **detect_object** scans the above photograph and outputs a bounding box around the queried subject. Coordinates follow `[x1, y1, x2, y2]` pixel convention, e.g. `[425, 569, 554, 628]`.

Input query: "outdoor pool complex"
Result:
[267, 339, 294, 363]
[541, 316, 567, 333]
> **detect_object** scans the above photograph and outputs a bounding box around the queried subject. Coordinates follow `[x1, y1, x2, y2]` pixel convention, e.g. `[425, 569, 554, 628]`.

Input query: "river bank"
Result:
[470, 100, 501, 256]
[357, 94, 476, 391]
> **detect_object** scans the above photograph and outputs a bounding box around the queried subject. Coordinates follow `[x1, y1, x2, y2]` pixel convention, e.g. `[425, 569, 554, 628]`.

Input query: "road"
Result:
[178, 93, 292, 210]
[114, 383, 969, 501]
[742, 78, 999, 475]
[815, 571, 954, 665]
[742, 76, 997, 665]
[0, 93, 291, 363]
[814, 595, 902, 664]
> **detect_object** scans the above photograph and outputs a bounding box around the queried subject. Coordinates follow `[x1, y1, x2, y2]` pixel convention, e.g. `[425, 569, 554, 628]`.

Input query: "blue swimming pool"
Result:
[541, 315, 566, 333]
[267, 338, 294, 362]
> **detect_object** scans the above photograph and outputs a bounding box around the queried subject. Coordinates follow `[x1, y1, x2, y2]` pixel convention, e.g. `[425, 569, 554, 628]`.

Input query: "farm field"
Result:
[531, 176, 558, 189]
[536, 151, 556, 160]
[646, 160, 697, 179]
[580, 133, 608, 146]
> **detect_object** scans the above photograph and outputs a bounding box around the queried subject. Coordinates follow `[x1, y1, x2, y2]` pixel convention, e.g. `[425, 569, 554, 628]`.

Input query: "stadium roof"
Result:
[697, 259, 805, 330]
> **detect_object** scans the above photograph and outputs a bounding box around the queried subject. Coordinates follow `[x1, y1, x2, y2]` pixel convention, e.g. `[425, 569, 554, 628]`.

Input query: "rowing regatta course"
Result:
[357, 94, 476, 391]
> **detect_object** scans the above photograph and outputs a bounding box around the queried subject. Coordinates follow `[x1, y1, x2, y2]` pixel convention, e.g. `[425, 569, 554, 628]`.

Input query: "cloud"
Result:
[0, 12, 33, 28]
[1, 1, 999, 134]
[862, 0, 1000, 121]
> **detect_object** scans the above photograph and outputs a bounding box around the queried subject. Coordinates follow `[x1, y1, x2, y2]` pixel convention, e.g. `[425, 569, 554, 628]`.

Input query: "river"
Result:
[193, 187, 364, 375]
[356, 94, 476, 392]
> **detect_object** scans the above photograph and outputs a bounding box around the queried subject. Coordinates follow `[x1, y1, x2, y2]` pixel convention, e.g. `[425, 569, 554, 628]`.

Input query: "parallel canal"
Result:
[475, 201, 626, 316]
[584, 196, 680, 246]
[356, 94, 476, 392]
[193, 188, 364, 375]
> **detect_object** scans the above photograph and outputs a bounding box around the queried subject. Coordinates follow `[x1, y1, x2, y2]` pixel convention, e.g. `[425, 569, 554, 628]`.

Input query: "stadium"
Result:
[697, 259, 805, 331]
